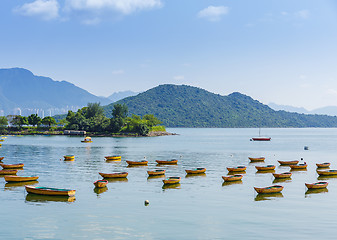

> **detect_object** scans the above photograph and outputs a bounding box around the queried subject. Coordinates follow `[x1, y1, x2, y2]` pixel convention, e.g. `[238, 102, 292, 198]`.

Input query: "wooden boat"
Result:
[251, 137, 271, 141]
[316, 162, 330, 168]
[147, 169, 165, 176]
[5, 175, 39, 182]
[278, 160, 299, 165]
[81, 137, 92, 143]
[25, 186, 76, 196]
[93, 180, 108, 188]
[0, 169, 18, 175]
[185, 168, 206, 174]
[156, 159, 178, 165]
[255, 165, 275, 171]
[254, 185, 284, 194]
[273, 172, 292, 179]
[0, 163, 24, 169]
[317, 169, 337, 176]
[0, 139, 4, 142]
[222, 174, 243, 182]
[248, 157, 265, 162]
[126, 160, 148, 166]
[0, 157, 4, 161]
[105, 155, 122, 161]
[99, 172, 128, 178]
[64, 155, 75, 161]
[305, 182, 328, 189]
[227, 166, 247, 172]
[163, 177, 181, 185]
[289, 164, 307, 170]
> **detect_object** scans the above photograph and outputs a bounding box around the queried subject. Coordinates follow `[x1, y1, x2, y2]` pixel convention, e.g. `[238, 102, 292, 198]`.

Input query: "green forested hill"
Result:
[103, 84, 337, 128]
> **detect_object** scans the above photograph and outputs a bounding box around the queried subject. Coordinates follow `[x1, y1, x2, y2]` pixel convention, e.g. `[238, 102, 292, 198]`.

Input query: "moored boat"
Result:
[5, 175, 39, 182]
[251, 137, 271, 141]
[64, 155, 75, 161]
[272, 172, 292, 179]
[81, 137, 92, 143]
[248, 157, 265, 162]
[278, 160, 299, 165]
[147, 169, 165, 176]
[289, 164, 307, 170]
[305, 182, 328, 189]
[255, 165, 275, 171]
[126, 160, 148, 166]
[156, 159, 178, 165]
[185, 168, 206, 174]
[104, 155, 122, 161]
[254, 185, 284, 194]
[163, 177, 181, 185]
[99, 172, 128, 178]
[0, 169, 18, 175]
[316, 162, 330, 168]
[227, 166, 247, 172]
[222, 174, 243, 182]
[25, 186, 76, 196]
[317, 169, 337, 176]
[0, 157, 4, 161]
[93, 180, 108, 188]
[0, 163, 24, 169]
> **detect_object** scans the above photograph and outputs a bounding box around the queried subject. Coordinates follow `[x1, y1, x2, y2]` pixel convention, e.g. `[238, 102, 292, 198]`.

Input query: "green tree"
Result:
[112, 104, 128, 119]
[143, 114, 162, 128]
[86, 102, 104, 119]
[0, 116, 8, 128]
[28, 114, 41, 127]
[41, 116, 56, 128]
[10, 115, 28, 129]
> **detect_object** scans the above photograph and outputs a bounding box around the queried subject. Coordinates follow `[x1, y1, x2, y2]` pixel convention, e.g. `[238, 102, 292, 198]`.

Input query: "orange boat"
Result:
[254, 185, 284, 194]
[0, 169, 18, 175]
[305, 182, 328, 189]
[317, 169, 337, 176]
[126, 160, 148, 166]
[93, 180, 108, 188]
[25, 186, 76, 196]
[227, 166, 247, 172]
[222, 174, 243, 182]
[64, 155, 75, 161]
[156, 159, 178, 165]
[289, 164, 307, 170]
[316, 162, 330, 168]
[273, 172, 292, 178]
[147, 170, 165, 176]
[255, 165, 275, 171]
[4, 175, 39, 182]
[248, 157, 265, 162]
[0, 157, 4, 161]
[278, 160, 299, 165]
[0, 163, 24, 169]
[99, 172, 128, 178]
[163, 177, 181, 185]
[185, 168, 206, 174]
[104, 156, 121, 161]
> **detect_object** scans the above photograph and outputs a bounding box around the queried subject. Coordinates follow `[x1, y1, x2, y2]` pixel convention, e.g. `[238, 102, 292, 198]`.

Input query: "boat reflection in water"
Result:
[317, 175, 337, 181]
[185, 173, 206, 178]
[222, 180, 243, 187]
[25, 193, 76, 203]
[147, 175, 165, 181]
[255, 193, 283, 201]
[94, 186, 108, 195]
[272, 178, 291, 184]
[4, 181, 38, 190]
[305, 188, 329, 197]
[162, 183, 181, 190]
[104, 178, 128, 183]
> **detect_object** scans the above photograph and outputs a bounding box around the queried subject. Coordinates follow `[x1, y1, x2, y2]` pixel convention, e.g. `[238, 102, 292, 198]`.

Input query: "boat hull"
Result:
[249, 157, 265, 162]
[163, 177, 181, 184]
[273, 172, 292, 178]
[251, 137, 271, 141]
[305, 182, 328, 189]
[147, 170, 165, 176]
[64, 155, 75, 161]
[255, 165, 275, 171]
[185, 168, 206, 174]
[0, 163, 24, 169]
[0, 169, 18, 175]
[227, 166, 247, 172]
[105, 156, 121, 161]
[93, 180, 108, 188]
[316, 163, 330, 168]
[317, 170, 337, 176]
[278, 160, 299, 165]
[289, 164, 307, 170]
[156, 160, 178, 165]
[222, 175, 243, 182]
[126, 160, 148, 166]
[5, 175, 39, 182]
[254, 185, 284, 194]
[25, 186, 76, 196]
[99, 172, 128, 178]
[0, 157, 4, 161]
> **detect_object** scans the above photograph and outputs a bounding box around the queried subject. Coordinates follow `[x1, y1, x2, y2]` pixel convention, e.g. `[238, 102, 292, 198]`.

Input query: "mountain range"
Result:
[268, 102, 337, 116]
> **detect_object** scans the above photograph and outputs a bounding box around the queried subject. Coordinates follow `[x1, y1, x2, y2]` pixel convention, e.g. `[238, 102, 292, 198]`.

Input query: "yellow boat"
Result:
[254, 185, 284, 194]
[93, 180, 108, 188]
[99, 172, 128, 178]
[5, 175, 39, 182]
[316, 162, 330, 168]
[163, 177, 181, 185]
[147, 170, 166, 176]
[248, 157, 265, 162]
[0, 163, 24, 169]
[289, 164, 307, 170]
[227, 166, 247, 172]
[185, 168, 206, 174]
[278, 160, 299, 165]
[222, 174, 243, 182]
[317, 169, 337, 176]
[255, 165, 275, 171]
[25, 186, 76, 196]
[64, 155, 75, 161]
[81, 137, 92, 143]
[104, 155, 122, 161]
[272, 172, 292, 179]
[126, 160, 148, 166]
[0, 139, 4, 142]
[156, 159, 178, 165]
[0, 169, 18, 175]
[305, 182, 328, 189]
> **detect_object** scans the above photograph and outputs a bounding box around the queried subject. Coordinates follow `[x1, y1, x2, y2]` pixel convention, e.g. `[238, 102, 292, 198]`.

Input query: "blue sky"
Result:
[1, 0, 337, 110]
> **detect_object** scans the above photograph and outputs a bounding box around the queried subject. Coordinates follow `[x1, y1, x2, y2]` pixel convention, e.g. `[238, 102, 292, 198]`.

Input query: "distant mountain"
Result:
[108, 90, 139, 102]
[269, 102, 337, 116]
[0, 68, 112, 116]
[104, 84, 337, 128]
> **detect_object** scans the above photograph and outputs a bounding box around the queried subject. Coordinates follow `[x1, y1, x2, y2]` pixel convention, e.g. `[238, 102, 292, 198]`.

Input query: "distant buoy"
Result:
[144, 200, 149, 206]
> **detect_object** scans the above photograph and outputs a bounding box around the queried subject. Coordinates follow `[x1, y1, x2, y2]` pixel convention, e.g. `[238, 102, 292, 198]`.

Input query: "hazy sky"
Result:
[1, 0, 337, 110]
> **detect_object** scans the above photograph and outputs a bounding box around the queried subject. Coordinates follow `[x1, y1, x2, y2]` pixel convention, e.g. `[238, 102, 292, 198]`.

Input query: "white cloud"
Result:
[82, 17, 101, 25]
[112, 69, 125, 75]
[173, 75, 184, 80]
[66, 0, 163, 15]
[295, 9, 310, 19]
[198, 5, 229, 22]
[15, 0, 60, 20]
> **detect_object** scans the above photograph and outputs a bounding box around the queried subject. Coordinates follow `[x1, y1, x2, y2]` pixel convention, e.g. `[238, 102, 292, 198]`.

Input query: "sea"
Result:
[1, 128, 337, 239]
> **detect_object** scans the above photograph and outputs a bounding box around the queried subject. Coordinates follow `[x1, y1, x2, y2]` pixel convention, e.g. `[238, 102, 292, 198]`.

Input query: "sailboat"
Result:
[251, 128, 271, 141]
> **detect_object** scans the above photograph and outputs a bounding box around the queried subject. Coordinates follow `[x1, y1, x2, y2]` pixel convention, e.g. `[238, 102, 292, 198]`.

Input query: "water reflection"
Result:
[147, 175, 165, 181]
[4, 181, 39, 189]
[273, 178, 291, 184]
[305, 188, 328, 196]
[94, 186, 108, 195]
[104, 178, 128, 183]
[256, 170, 275, 174]
[25, 194, 76, 203]
[255, 193, 283, 201]
[185, 173, 206, 178]
[290, 169, 307, 172]
[162, 183, 181, 190]
[317, 175, 337, 180]
[222, 180, 243, 186]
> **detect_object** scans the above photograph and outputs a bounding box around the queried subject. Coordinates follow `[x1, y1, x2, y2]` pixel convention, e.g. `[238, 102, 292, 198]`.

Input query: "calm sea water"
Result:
[1, 128, 337, 239]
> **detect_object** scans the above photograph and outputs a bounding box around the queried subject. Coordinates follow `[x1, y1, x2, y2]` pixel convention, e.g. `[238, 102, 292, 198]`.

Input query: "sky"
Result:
[1, 0, 337, 110]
